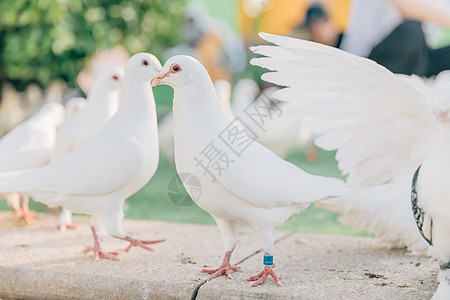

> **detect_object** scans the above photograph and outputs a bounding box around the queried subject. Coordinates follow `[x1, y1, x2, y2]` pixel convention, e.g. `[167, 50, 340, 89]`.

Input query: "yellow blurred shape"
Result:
[195, 32, 231, 82]
[239, 0, 352, 37]
[325, 0, 352, 32]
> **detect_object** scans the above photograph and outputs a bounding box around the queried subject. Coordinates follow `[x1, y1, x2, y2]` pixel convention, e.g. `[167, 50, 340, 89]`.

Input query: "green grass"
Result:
[0, 146, 370, 237]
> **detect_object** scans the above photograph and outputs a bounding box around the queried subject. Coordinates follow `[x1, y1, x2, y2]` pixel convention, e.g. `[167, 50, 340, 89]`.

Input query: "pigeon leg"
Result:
[200, 217, 240, 280]
[245, 229, 281, 287]
[103, 211, 165, 252]
[114, 235, 166, 252]
[56, 208, 77, 231]
[83, 226, 119, 261]
[13, 195, 34, 224]
[200, 246, 240, 280]
[244, 253, 281, 287]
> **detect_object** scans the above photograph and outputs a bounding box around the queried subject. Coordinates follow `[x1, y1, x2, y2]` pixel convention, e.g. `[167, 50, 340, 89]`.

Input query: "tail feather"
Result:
[316, 181, 430, 254]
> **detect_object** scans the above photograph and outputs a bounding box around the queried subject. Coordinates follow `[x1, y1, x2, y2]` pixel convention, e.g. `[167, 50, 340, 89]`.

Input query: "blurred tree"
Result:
[0, 0, 186, 90]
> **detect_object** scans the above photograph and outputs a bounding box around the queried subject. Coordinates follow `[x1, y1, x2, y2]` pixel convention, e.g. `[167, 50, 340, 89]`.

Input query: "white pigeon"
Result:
[158, 79, 233, 163]
[52, 67, 123, 160]
[152, 55, 351, 286]
[52, 67, 123, 231]
[0, 53, 165, 261]
[0, 103, 65, 223]
[251, 32, 450, 297]
[52, 97, 87, 229]
[413, 82, 450, 299]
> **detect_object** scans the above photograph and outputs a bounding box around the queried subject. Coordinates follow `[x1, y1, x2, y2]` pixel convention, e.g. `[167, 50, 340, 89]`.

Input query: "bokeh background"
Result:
[6, 0, 449, 235]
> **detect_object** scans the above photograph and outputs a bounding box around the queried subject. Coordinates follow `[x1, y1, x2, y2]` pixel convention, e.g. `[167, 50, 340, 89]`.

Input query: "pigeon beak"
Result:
[152, 72, 168, 87]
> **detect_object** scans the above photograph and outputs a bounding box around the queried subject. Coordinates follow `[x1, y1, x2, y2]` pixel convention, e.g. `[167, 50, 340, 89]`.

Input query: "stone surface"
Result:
[0, 212, 439, 299]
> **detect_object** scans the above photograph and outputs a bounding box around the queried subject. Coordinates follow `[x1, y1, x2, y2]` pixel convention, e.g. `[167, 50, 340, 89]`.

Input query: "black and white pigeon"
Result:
[411, 82, 450, 299]
[251, 32, 450, 298]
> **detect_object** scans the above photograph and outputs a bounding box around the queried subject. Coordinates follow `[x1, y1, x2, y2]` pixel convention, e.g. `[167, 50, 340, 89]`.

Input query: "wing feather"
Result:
[251, 33, 437, 187]
[215, 141, 349, 209]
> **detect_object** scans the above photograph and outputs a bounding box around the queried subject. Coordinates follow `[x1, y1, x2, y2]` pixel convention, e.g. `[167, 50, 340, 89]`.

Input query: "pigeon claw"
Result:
[245, 265, 281, 287]
[84, 225, 119, 261]
[117, 236, 166, 253]
[13, 207, 34, 225]
[201, 264, 241, 280]
[200, 249, 240, 281]
[83, 247, 120, 261]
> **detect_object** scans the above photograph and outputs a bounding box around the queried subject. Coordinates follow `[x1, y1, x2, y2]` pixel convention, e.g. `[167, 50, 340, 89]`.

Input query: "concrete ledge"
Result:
[0, 212, 438, 299]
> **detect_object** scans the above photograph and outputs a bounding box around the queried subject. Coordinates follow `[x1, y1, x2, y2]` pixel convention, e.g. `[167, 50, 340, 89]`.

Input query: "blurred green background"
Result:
[0, 0, 185, 89]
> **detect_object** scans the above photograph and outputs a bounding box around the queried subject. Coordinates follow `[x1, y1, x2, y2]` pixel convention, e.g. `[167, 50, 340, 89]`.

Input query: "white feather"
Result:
[51, 68, 123, 228]
[0, 103, 65, 212]
[251, 32, 438, 254]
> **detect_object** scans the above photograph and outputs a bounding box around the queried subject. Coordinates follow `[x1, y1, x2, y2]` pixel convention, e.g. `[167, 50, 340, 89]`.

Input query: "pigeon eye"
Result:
[171, 64, 181, 73]
[142, 60, 149, 66]
[112, 75, 119, 80]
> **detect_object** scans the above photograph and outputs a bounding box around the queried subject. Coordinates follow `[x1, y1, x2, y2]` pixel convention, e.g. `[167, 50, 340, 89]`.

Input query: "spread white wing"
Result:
[250, 33, 438, 252]
[251, 32, 438, 188]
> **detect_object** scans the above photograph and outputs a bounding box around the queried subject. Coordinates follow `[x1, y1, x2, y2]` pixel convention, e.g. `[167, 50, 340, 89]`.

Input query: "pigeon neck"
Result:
[88, 88, 118, 116]
[114, 76, 158, 135]
[120, 77, 153, 107]
[86, 84, 108, 105]
[172, 82, 230, 125]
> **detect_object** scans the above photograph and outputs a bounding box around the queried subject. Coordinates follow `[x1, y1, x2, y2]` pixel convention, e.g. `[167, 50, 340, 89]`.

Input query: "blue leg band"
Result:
[263, 255, 273, 265]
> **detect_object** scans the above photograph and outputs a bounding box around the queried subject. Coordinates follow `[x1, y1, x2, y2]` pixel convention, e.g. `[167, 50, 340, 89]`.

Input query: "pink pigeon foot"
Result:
[13, 197, 34, 225]
[83, 226, 119, 261]
[245, 261, 281, 287]
[115, 235, 166, 252]
[200, 248, 240, 280]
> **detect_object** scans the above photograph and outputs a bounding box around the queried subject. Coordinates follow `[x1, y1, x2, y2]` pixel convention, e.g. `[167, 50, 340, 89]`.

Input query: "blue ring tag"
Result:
[263, 255, 273, 265]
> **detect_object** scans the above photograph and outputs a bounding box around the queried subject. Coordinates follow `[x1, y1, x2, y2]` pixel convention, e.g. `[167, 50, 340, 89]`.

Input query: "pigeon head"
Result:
[95, 66, 124, 90]
[125, 53, 162, 82]
[152, 55, 210, 88]
[40, 102, 66, 127]
[431, 82, 450, 123]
